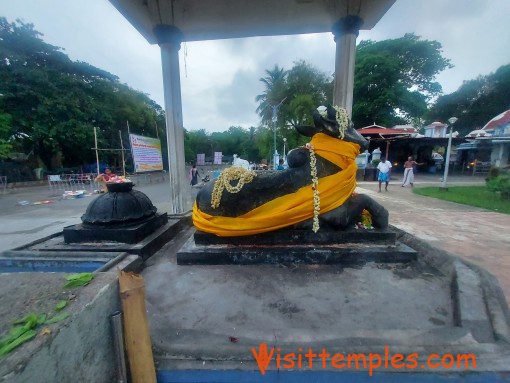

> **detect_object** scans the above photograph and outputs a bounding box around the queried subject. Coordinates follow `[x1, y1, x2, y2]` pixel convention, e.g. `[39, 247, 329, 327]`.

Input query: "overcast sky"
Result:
[1, 0, 509, 132]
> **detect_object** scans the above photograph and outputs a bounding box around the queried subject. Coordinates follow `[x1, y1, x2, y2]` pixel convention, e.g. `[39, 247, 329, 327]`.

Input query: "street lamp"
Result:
[441, 117, 458, 190]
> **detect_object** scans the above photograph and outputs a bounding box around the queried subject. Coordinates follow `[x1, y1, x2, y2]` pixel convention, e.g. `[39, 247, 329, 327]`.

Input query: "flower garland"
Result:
[306, 143, 320, 233]
[333, 105, 349, 139]
[211, 166, 256, 209]
[317, 105, 349, 139]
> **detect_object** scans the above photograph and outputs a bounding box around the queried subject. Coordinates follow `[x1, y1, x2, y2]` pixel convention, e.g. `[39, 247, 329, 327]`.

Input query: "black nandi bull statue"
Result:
[193, 105, 388, 237]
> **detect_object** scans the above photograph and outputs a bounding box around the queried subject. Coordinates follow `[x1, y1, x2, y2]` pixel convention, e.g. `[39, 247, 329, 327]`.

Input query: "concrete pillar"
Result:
[153, 25, 189, 214]
[332, 15, 363, 116]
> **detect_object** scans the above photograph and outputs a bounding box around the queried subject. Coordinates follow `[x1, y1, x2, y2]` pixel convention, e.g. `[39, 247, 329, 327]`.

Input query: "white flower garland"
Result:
[317, 105, 349, 139]
[333, 105, 349, 139]
[211, 166, 256, 209]
[306, 143, 320, 233]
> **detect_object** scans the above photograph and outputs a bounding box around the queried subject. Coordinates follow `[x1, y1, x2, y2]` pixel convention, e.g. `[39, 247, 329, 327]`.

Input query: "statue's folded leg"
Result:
[315, 194, 389, 230]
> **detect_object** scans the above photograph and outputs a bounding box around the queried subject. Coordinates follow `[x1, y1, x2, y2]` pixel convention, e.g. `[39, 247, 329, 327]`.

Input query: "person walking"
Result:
[377, 157, 392, 192]
[402, 156, 424, 187]
[189, 164, 200, 186]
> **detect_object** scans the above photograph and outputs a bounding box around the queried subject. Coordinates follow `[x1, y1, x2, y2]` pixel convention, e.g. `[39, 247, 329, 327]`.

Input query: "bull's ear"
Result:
[295, 124, 322, 137]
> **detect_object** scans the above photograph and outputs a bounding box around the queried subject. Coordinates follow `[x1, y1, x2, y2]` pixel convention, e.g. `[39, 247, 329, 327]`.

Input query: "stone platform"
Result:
[177, 228, 416, 265]
[63, 213, 169, 244]
[0, 217, 190, 273]
[146, 227, 510, 376]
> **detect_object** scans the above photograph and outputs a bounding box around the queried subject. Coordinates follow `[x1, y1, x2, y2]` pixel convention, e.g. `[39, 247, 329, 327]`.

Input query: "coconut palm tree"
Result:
[255, 65, 287, 126]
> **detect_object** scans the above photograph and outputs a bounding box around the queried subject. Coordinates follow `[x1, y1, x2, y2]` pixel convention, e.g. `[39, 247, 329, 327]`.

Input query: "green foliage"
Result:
[185, 125, 279, 163]
[0, 112, 13, 158]
[0, 313, 41, 358]
[0, 17, 165, 170]
[488, 167, 500, 179]
[353, 33, 452, 128]
[63, 272, 94, 288]
[414, 186, 510, 213]
[255, 61, 330, 127]
[427, 64, 510, 135]
[45, 312, 70, 324]
[372, 159, 381, 168]
[54, 300, 68, 311]
[0, 329, 37, 358]
[255, 34, 451, 142]
[486, 176, 510, 200]
[255, 65, 288, 126]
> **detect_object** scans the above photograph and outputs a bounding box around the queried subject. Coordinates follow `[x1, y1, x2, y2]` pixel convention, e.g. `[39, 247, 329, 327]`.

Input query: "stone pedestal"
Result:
[177, 228, 416, 265]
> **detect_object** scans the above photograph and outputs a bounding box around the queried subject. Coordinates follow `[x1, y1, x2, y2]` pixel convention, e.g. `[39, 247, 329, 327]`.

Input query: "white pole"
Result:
[94, 127, 100, 176]
[270, 98, 286, 170]
[119, 130, 126, 177]
[441, 117, 457, 190]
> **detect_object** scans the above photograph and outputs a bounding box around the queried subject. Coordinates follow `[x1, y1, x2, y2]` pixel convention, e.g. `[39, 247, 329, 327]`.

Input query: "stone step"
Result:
[194, 228, 396, 246]
[177, 237, 416, 265]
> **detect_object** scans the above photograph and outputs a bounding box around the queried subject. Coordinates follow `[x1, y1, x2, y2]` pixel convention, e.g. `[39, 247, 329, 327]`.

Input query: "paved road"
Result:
[0, 181, 181, 250]
[1, 173, 509, 305]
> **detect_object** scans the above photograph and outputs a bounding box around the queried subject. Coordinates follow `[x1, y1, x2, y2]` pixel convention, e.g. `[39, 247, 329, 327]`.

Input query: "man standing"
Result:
[377, 157, 392, 192]
[402, 156, 424, 187]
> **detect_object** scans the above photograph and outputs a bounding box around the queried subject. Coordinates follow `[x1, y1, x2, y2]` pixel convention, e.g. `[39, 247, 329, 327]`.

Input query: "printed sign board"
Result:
[214, 152, 222, 165]
[129, 134, 163, 172]
[196, 153, 205, 166]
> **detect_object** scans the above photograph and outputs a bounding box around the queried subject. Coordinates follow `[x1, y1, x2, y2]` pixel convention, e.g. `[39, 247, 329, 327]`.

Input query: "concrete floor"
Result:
[145, 235, 452, 348]
[137, 173, 510, 375]
[359, 178, 510, 307]
[2, 173, 510, 378]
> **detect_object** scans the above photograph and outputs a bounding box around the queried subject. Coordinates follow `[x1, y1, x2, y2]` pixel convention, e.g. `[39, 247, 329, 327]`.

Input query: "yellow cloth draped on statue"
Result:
[192, 133, 360, 236]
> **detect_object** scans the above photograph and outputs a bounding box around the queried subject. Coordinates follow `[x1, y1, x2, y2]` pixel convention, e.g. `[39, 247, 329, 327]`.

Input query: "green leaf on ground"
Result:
[55, 300, 67, 311]
[12, 313, 38, 326]
[0, 326, 30, 349]
[45, 312, 70, 324]
[36, 314, 47, 325]
[63, 272, 94, 288]
[0, 329, 37, 358]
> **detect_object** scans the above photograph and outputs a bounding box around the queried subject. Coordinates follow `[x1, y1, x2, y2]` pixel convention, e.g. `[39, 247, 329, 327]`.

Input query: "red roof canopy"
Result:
[482, 109, 510, 131]
[357, 125, 416, 136]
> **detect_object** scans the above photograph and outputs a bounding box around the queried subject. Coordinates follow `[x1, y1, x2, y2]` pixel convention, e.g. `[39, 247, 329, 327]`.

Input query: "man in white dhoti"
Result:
[401, 156, 424, 187]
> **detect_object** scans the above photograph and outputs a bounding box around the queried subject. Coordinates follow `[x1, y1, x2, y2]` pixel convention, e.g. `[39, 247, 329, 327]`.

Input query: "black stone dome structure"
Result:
[81, 183, 157, 225]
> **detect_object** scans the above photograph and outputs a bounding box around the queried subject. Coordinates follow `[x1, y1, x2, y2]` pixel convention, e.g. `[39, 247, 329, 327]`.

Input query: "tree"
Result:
[0, 112, 12, 158]
[352, 33, 452, 127]
[255, 65, 287, 126]
[0, 17, 165, 171]
[255, 61, 331, 155]
[427, 64, 510, 135]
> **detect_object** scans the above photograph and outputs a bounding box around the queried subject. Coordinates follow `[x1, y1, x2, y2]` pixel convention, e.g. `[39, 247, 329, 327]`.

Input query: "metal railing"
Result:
[473, 161, 491, 175]
[47, 173, 99, 193]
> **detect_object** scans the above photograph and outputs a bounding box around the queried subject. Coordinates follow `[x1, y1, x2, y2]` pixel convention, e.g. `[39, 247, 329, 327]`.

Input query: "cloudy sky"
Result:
[2, 0, 509, 132]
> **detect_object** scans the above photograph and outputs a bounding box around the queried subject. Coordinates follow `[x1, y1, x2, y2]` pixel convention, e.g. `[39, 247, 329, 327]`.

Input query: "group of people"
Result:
[376, 156, 424, 193]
